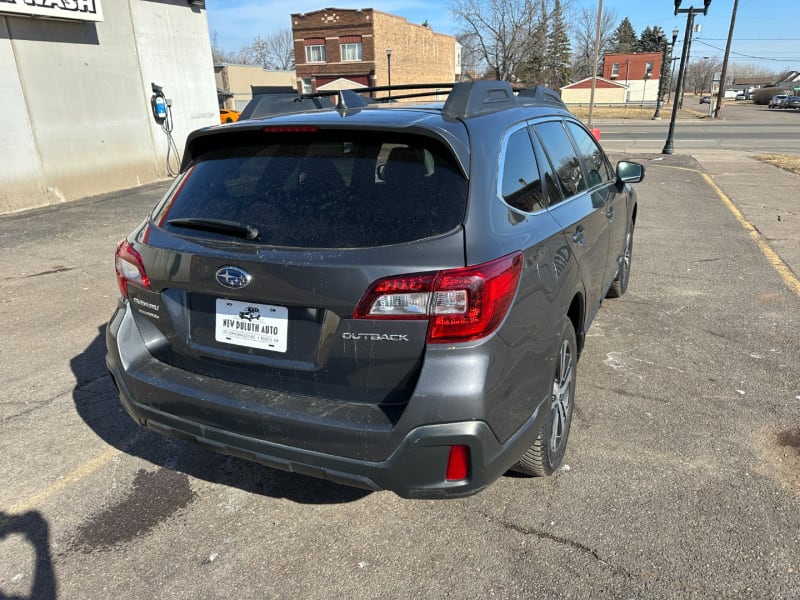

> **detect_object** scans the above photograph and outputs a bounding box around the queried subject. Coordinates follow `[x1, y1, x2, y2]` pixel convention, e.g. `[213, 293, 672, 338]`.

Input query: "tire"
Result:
[607, 220, 634, 298]
[515, 317, 577, 477]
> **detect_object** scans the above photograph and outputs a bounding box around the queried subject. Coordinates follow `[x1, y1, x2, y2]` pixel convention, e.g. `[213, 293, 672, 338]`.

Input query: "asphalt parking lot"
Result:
[1, 149, 798, 598]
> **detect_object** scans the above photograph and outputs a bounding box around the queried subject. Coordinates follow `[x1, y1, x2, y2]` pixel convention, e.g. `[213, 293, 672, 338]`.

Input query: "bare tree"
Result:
[211, 30, 244, 65]
[242, 29, 295, 70]
[723, 63, 778, 86]
[449, 0, 561, 82]
[685, 57, 722, 94]
[570, 5, 617, 81]
[456, 31, 488, 79]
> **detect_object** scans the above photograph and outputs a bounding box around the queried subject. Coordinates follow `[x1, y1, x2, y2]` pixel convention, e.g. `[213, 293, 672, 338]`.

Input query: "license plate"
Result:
[215, 298, 288, 352]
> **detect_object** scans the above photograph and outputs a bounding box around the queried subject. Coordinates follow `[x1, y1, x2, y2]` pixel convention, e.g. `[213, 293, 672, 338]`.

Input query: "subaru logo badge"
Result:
[215, 266, 251, 289]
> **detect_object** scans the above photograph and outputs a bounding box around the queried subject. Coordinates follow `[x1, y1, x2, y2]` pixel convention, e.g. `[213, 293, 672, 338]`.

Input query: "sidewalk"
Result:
[689, 149, 800, 284]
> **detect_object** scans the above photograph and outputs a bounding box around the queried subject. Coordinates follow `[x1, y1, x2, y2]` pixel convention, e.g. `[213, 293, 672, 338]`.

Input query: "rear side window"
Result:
[534, 121, 585, 198]
[157, 131, 468, 248]
[500, 127, 544, 213]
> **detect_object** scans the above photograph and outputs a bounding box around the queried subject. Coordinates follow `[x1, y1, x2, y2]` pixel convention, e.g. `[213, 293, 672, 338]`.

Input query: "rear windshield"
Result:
[156, 130, 468, 248]
[238, 94, 332, 119]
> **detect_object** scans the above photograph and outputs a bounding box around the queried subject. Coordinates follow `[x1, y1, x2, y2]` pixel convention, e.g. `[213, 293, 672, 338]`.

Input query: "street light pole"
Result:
[653, 27, 679, 119]
[662, 0, 712, 155]
[666, 57, 679, 103]
[386, 48, 392, 99]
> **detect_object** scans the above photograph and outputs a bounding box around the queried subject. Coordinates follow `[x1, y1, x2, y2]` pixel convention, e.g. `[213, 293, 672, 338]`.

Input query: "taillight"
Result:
[115, 240, 151, 298]
[353, 252, 523, 343]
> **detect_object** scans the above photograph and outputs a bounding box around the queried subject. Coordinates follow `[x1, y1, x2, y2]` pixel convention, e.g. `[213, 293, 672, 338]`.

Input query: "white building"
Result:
[1, 1, 218, 214]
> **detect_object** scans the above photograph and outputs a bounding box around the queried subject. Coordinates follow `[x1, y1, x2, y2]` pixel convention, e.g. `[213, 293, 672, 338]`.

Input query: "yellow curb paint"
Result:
[654, 164, 800, 298]
[6, 447, 120, 515]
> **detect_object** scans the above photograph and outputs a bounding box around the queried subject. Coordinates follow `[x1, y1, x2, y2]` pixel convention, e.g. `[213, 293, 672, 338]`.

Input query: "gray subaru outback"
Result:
[106, 81, 644, 498]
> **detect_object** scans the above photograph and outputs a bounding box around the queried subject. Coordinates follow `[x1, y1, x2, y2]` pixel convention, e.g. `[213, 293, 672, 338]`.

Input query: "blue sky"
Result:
[205, 0, 800, 72]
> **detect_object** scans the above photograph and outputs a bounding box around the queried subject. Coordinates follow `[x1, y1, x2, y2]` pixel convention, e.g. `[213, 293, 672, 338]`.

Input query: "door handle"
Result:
[605, 207, 614, 221]
[572, 227, 585, 246]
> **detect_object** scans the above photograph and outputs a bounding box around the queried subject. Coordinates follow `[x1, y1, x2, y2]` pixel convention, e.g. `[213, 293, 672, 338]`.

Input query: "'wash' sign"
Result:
[0, 0, 104, 23]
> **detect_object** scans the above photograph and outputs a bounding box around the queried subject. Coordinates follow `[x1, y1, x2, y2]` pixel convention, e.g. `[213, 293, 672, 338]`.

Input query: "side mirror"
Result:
[616, 161, 645, 184]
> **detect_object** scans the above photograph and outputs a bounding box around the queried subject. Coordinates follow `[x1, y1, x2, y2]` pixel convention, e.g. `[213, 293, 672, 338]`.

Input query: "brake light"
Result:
[262, 125, 319, 134]
[115, 240, 151, 298]
[353, 252, 523, 343]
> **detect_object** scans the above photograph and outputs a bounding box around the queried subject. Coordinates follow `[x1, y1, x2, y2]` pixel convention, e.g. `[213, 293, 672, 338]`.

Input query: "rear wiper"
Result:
[167, 218, 259, 241]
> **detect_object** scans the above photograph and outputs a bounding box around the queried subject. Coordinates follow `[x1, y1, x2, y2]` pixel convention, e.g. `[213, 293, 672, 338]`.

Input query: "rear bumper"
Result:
[106, 303, 548, 499]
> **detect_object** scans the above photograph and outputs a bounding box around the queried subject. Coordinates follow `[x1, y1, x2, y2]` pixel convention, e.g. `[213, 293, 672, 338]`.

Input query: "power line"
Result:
[700, 38, 800, 41]
[693, 39, 795, 62]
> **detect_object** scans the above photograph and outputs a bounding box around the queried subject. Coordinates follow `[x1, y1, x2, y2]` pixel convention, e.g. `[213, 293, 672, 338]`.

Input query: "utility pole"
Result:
[714, 0, 739, 118]
[662, 0, 712, 155]
[587, 0, 603, 130]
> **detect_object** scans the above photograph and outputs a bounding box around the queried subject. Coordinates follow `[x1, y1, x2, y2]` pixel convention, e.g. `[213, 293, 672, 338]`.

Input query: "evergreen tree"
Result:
[545, 0, 571, 88]
[612, 18, 637, 54]
[515, 0, 549, 85]
[637, 26, 666, 53]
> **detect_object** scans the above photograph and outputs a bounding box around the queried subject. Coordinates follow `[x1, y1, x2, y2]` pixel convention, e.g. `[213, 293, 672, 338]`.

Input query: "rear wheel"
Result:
[607, 220, 634, 298]
[515, 317, 577, 476]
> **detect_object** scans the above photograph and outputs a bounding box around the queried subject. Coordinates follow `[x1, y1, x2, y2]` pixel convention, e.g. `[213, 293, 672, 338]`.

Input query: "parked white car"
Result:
[769, 94, 788, 109]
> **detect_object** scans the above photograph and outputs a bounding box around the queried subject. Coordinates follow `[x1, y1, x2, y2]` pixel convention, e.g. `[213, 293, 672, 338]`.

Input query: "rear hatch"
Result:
[126, 126, 469, 406]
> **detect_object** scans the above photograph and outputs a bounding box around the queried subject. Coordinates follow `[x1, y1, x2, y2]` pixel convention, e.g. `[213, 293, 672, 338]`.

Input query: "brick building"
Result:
[291, 8, 461, 95]
[602, 52, 663, 103]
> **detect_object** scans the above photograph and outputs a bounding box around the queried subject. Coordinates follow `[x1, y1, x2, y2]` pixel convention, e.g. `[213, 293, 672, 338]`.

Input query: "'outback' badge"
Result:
[216, 266, 251, 289]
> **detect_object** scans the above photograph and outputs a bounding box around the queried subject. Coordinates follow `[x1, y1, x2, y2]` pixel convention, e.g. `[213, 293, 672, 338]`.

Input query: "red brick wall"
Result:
[291, 8, 457, 94]
[603, 52, 663, 81]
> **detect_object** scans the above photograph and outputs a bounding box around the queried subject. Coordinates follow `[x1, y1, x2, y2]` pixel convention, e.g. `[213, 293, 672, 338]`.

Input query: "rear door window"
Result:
[533, 121, 586, 198]
[529, 128, 564, 207]
[565, 122, 613, 188]
[499, 127, 544, 213]
[156, 131, 468, 248]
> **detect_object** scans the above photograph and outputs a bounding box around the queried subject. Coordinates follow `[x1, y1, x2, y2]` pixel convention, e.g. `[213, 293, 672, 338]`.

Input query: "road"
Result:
[1, 121, 799, 598]
[598, 102, 800, 154]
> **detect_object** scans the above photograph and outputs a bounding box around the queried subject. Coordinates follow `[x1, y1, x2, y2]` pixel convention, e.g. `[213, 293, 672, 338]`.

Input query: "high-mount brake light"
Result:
[115, 240, 151, 298]
[262, 125, 319, 134]
[353, 252, 523, 343]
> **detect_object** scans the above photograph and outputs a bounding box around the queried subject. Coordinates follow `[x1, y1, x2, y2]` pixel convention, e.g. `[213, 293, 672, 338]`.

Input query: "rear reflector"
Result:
[446, 445, 470, 481]
[354, 252, 523, 343]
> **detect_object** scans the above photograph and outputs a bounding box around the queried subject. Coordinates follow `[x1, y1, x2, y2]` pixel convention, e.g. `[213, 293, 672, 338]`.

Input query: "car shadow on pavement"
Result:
[70, 326, 370, 504]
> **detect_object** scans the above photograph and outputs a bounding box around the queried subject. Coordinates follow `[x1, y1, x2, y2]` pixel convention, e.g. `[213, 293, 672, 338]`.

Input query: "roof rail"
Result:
[442, 80, 517, 118]
[291, 80, 565, 118]
[516, 85, 567, 110]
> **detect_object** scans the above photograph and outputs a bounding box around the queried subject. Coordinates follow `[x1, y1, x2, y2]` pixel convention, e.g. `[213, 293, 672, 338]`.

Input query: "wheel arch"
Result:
[567, 293, 585, 356]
